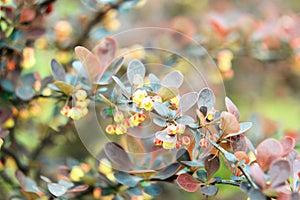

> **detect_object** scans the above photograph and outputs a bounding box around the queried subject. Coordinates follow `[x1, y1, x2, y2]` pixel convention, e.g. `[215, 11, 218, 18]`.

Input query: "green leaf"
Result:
[144, 184, 161, 196]
[53, 81, 74, 96]
[47, 183, 68, 197]
[158, 87, 178, 101]
[200, 185, 218, 196]
[161, 70, 183, 88]
[178, 92, 198, 113]
[197, 88, 215, 111]
[127, 59, 145, 85]
[176, 148, 191, 163]
[15, 86, 35, 101]
[195, 169, 207, 183]
[114, 172, 143, 187]
[152, 102, 170, 118]
[153, 163, 181, 180]
[51, 59, 66, 81]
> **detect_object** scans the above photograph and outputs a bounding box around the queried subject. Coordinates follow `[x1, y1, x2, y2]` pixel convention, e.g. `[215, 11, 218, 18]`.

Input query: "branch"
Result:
[1, 147, 29, 174]
[215, 179, 240, 187]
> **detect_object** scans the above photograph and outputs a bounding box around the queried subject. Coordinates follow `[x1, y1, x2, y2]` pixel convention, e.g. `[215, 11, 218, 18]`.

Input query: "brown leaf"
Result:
[280, 136, 295, 157]
[219, 111, 240, 136]
[177, 173, 202, 192]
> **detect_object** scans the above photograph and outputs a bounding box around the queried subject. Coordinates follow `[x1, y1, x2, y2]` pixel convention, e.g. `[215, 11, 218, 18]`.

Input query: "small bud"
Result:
[152, 95, 162, 103]
[113, 110, 124, 123]
[182, 136, 191, 146]
[76, 99, 89, 108]
[170, 96, 179, 110]
[153, 138, 163, 146]
[61, 105, 70, 117]
[176, 140, 182, 149]
[3, 118, 14, 129]
[199, 138, 208, 148]
[75, 90, 87, 101]
[68, 107, 82, 120]
[93, 187, 102, 199]
[177, 124, 186, 134]
[167, 124, 178, 136]
[105, 125, 116, 134]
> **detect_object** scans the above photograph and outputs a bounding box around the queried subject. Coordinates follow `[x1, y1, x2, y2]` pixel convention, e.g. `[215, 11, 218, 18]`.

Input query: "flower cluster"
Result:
[60, 90, 90, 120]
[132, 89, 163, 111]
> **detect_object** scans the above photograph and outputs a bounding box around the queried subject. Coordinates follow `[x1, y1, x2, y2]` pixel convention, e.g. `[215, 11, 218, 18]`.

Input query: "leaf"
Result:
[153, 163, 181, 180]
[75, 46, 101, 82]
[219, 111, 240, 136]
[40, 175, 52, 183]
[225, 97, 240, 120]
[153, 117, 167, 127]
[47, 183, 68, 197]
[200, 185, 218, 196]
[204, 155, 220, 179]
[127, 59, 145, 85]
[100, 56, 124, 84]
[181, 161, 204, 167]
[176, 115, 195, 125]
[127, 187, 143, 196]
[153, 102, 170, 118]
[104, 142, 133, 171]
[177, 173, 202, 192]
[20, 7, 36, 23]
[114, 172, 142, 187]
[144, 184, 161, 196]
[68, 184, 89, 193]
[158, 87, 179, 101]
[53, 81, 74, 96]
[58, 179, 74, 189]
[0, 107, 12, 124]
[250, 164, 266, 188]
[148, 73, 161, 92]
[92, 37, 117, 82]
[269, 159, 291, 188]
[195, 169, 207, 182]
[256, 138, 283, 171]
[225, 122, 252, 138]
[162, 70, 184, 88]
[176, 148, 191, 163]
[16, 86, 35, 101]
[112, 76, 130, 98]
[280, 136, 295, 157]
[197, 88, 215, 111]
[128, 170, 158, 179]
[51, 59, 66, 81]
[20, 190, 40, 200]
[248, 188, 267, 200]
[178, 92, 198, 113]
[23, 27, 46, 40]
[15, 171, 40, 193]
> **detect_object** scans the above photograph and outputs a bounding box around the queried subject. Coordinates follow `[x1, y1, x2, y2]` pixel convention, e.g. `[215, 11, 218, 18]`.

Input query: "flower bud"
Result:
[105, 125, 116, 134]
[141, 96, 153, 111]
[167, 124, 178, 136]
[75, 90, 87, 101]
[115, 124, 127, 135]
[162, 141, 176, 149]
[132, 89, 147, 105]
[153, 138, 163, 146]
[177, 124, 186, 134]
[182, 136, 191, 146]
[199, 138, 208, 148]
[113, 110, 124, 123]
[68, 107, 82, 120]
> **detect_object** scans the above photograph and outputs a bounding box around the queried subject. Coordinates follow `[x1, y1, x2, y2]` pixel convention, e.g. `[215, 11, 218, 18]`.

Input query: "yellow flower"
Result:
[167, 124, 178, 136]
[3, 118, 14, 129]
[141, 96, 153, 111]
[113, 111, 124, 123]
[98, 158, 112, 174]
[70, 166, 84, 182]
[130, 113, 147, 127]
[105, 125, 116, 135]
[75, 90, 87, 101]
[162, 141, 176, 149]
[170, 96, 179, 110]
[132, 89, 147, 105]
[115, 124, 127, 135]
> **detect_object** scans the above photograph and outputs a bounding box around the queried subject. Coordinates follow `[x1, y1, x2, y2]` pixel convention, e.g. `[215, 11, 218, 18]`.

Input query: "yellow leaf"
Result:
[54, 81, 74, 96]
[158, 87, 178, 101]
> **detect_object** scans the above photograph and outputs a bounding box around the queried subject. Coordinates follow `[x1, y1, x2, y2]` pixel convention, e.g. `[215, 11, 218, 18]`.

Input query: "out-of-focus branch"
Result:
[1, 147, 29, 174]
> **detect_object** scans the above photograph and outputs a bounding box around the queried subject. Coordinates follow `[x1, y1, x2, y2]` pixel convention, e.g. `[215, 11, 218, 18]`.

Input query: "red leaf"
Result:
[225, 97, 240, 120]
[250, 164, 266, 188]
[177, 173, 202, 192]
[20, 7, 36, 23]
[219, 111, 240, 136]
[269, 159, 291, 188]
[280, 136, 295, 157]
[204, 155, 220, 179]
[256, 138, 283, 171]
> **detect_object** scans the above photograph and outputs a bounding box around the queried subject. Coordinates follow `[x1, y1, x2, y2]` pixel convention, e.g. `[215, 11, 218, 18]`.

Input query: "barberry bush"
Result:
[0, 0, 300, 200]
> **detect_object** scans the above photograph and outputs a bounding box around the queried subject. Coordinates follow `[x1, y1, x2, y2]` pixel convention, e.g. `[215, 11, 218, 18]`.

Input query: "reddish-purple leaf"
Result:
[256, 138, 283, 171]
[280, 136, 295, 157]
[23, 27, 45, 39]
[250, 164, 266, 188]
[178, 92, 198, 113]
[177, 173, 202, 192]
[269, 159, 291, 188]
[0, 107, 12, 124]
[224, 122, 252, 138]
[20, 7, 36, 23]
[104, 142, 133, 171]
[51, 59, 66, 81]
[200, 185, 218, 196]
[231, 135, 247, 152]
[68, 185, 89, 193]
[225, 97, 240, 120]
[92, 37, 117, 82]
[153, 163, 181, 180]
[161, 70, 184, 88]
[204, 154, 220, 179]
